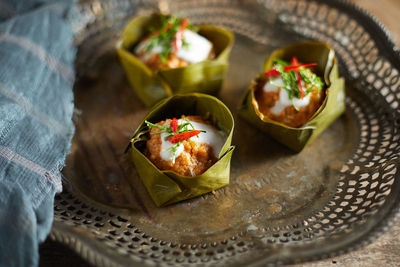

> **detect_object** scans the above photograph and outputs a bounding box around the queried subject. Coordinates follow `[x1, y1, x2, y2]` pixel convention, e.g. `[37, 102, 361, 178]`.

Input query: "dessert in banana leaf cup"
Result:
[116, 14, 234, 107]
[238, 41, 345, 152]
[128, 93, 234, 207]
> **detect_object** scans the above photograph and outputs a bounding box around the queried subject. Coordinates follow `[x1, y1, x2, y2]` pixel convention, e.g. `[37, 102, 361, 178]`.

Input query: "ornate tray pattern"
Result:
[53, 0, 400, 266]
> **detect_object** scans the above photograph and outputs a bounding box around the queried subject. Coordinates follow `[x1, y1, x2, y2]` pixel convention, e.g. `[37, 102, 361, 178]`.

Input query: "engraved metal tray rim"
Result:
[52, 0, 400, 266]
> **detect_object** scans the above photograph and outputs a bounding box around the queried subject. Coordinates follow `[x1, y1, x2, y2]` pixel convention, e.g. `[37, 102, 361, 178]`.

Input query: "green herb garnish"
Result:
[264, 58, 324, 108]
[145, 118, 206, 161]
[145, 15, 195, 63]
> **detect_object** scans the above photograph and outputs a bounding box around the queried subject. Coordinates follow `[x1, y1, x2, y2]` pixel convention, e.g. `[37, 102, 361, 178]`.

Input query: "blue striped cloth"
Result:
[0, 0, 76, 266]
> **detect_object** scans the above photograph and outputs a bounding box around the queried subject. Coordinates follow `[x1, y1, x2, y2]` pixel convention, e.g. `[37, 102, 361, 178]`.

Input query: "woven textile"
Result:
[0, 0, 76, 265]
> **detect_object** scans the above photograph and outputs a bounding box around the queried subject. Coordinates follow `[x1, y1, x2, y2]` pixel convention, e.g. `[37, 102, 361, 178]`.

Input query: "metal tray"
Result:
[53, 0, 400, 265]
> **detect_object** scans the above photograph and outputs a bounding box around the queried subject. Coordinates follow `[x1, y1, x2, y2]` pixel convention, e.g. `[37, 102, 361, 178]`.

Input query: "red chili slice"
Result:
[170, 118, 178, 134]
[296, 69, 304, 99]
[264, 69, 281, 78]
[174, 17, 188, 52]
[152, 23, 173, 37]
[165, 23, 173, 32]
[291, 57, 304, 99]
[168, 130, 201, 144]
[283, 63, 317, 72]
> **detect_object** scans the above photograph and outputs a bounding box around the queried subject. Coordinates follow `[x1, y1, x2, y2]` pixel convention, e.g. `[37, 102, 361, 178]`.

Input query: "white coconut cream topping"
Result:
[263, 77, 311, 114]
[159, 119, 225, 163]
[176, 30, 212, 63]
[135, 29, 212, 64]
[134, 39, 163, 62]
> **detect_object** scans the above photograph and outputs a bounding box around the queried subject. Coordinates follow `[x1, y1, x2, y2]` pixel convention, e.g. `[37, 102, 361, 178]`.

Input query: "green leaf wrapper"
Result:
[116, 14, 234, 107]
[238, 41, 345, 152]
[129, 93, 235, 207]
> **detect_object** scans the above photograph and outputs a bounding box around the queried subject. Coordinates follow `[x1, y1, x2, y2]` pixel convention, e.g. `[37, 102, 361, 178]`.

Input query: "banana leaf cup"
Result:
[116, 14, 234, 107]
[238, 41, 345, 152]
[128, 93, 235, 207]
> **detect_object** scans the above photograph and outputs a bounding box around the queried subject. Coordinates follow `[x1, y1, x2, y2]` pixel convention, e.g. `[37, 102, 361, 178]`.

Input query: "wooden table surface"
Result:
[39, 0, 400, 266]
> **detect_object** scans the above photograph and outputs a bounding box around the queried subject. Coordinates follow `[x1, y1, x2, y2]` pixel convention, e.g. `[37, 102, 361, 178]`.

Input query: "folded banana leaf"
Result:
[116, 14, 234, 107]
[238, 41, 345, 152]
[129, 93, 235, 207]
